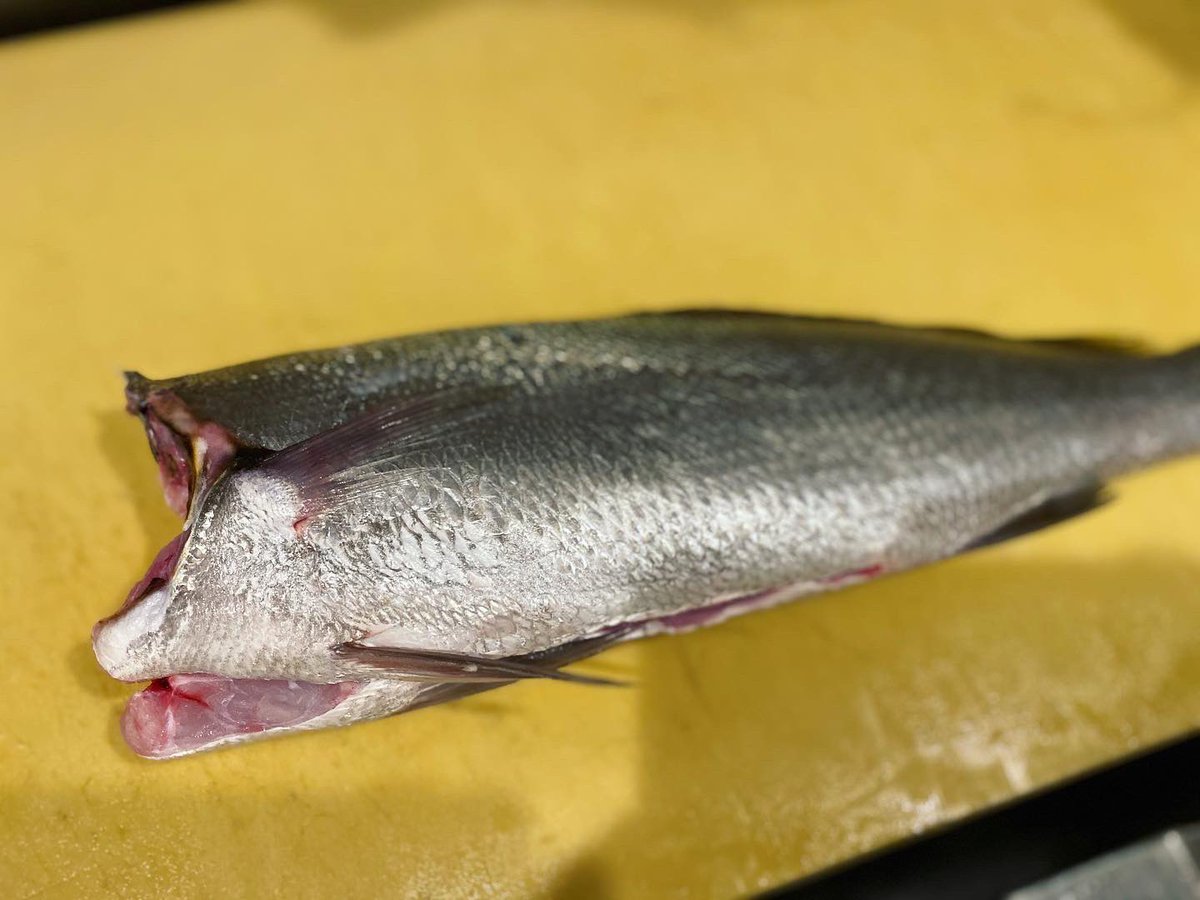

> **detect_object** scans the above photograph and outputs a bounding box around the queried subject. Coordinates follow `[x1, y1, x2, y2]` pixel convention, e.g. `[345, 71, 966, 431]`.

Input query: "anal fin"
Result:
[962, 482, 1112, 553]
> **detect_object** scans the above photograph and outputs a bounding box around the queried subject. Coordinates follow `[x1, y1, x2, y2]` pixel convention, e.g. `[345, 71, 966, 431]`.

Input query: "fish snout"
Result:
[92, 587, 170, 681]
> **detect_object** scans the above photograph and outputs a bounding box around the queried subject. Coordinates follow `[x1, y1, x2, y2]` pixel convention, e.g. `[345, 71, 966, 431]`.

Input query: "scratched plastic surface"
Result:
[3, 1, 1200, 897]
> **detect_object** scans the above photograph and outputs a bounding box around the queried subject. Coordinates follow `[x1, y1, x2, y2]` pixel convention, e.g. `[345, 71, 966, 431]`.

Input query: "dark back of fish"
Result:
[126, 311, 1200, 460]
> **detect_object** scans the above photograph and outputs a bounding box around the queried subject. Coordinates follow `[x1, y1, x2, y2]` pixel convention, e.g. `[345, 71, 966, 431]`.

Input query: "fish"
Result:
[93, 311, 1200, 758]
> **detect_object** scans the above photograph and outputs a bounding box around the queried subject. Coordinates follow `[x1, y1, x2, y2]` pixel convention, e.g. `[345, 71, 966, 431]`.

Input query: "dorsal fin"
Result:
[650, 309, 1153, 357]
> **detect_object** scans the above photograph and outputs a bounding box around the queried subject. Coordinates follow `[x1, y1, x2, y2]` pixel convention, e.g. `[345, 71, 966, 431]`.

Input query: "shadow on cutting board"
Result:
[288, 0, 742, 38]
[95, 410, 180, 562]
[1095, 0, 1200, 83]
[549, 549, 1200, 898]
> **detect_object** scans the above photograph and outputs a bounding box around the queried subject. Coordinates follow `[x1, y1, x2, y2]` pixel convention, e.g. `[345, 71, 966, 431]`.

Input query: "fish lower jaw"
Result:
[120, 674, 361, 759]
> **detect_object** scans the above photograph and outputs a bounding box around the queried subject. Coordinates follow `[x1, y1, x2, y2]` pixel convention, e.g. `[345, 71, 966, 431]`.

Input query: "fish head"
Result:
[91, 468, 437, 759]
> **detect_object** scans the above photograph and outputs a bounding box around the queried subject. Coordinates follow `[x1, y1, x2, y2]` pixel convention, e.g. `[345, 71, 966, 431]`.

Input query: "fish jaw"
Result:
[91, 527, 193, 682]
[124, 374, 241, 518]
[120, 675, 360, 758]
[91, 520, 438, 758]
[91, 565, 376, 758]
[94, 587, 426, 759]
[94, 604, 371, 758]
[119, 676, 426, 759]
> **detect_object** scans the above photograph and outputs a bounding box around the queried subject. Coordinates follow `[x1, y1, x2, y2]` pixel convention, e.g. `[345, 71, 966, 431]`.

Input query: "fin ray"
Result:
[653, 309, 1153, 356]
[962, 482, 1112, 553]
[261, 386, 512, 511]
[333, 628, 634, 687]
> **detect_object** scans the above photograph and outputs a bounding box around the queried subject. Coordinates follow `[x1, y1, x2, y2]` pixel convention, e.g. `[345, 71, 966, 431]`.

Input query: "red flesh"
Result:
[818, 564, 884, 586]
[610, 564, 886, 634]
[122, 675, 359, 758]
[142, 412, 193, 518]
[111, 530, 190, 620]
[128, 388, 240, 518]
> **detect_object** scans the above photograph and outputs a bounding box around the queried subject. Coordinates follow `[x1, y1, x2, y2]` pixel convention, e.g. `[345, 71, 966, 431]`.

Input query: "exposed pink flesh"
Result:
[115, 530, 190, 618]
[142, 412, 192, 517]
[612, 564, 886, 634]
[121, 675, 359, 758]
[818, 564, 884, 586]
[130, 389, 241, 517]
[650, 587, 778, 631]
[91, 530, 194, 668]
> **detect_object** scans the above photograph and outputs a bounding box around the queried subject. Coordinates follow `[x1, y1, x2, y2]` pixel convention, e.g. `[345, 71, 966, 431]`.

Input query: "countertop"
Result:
[3, 1, 1200, 896]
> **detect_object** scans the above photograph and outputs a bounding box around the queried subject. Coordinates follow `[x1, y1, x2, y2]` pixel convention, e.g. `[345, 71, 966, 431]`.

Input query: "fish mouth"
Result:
[96, 508, 368, 759]
[124, 375, 241, 518]
[121, 674, 360, 759]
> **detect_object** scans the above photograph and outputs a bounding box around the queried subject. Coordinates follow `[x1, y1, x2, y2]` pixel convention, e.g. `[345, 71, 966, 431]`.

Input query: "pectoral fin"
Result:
[333, 629, 633, 687]
[262, 386, 513, 515]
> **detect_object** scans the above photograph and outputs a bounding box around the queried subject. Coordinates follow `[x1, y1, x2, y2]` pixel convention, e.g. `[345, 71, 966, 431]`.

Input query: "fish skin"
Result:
[122, 313, 1177, 511]
[97, 312, 1200, 756]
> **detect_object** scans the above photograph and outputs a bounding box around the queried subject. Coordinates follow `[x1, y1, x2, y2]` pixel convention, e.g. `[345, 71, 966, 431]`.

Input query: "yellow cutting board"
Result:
[3, 1, 1200, 896]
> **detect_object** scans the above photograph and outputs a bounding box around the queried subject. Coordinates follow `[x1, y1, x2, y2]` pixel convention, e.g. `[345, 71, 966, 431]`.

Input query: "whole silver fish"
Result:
[94, 312, 1200, 758]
